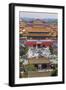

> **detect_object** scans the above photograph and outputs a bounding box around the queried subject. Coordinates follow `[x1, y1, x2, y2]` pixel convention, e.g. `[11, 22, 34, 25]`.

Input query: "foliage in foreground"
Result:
[51, 68, 58, 76]
[24, 64, 37, 72]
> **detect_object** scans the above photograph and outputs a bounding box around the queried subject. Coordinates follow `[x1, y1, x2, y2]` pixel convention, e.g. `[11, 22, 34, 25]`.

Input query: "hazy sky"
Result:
[19, 11, 58, 19]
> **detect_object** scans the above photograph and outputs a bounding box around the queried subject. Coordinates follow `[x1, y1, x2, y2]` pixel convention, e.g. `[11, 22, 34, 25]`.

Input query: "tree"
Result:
[24, 64, 37, 72]
[49, 46, 54, 54]
[51, 68, 58, 76]
[20, 45, 28, 57]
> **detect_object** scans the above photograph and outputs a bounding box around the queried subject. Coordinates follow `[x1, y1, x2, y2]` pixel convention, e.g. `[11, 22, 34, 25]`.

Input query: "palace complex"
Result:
[19, 19, 58, 77]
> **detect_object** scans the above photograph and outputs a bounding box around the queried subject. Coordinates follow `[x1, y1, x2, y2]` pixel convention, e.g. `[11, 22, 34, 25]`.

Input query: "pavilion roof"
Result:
[28, 57, 50, 64]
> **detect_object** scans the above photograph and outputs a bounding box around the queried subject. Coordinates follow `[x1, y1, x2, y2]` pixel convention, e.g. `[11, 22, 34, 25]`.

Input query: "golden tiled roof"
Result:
[21, 27, 57, 37]
[25, 27, 51, 32]
[28, 57, 50, 64]
[19, 20, 57, 37]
